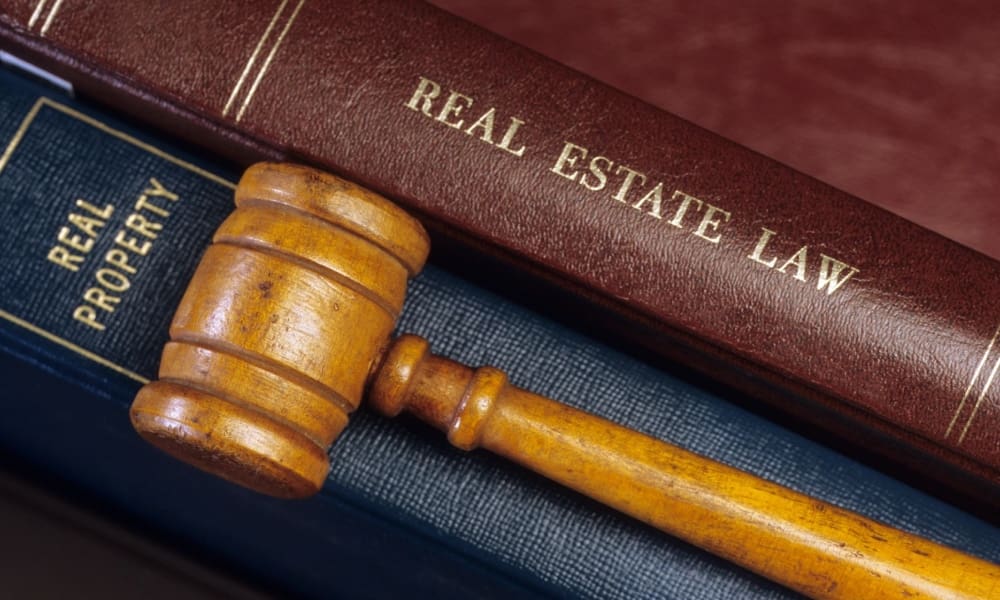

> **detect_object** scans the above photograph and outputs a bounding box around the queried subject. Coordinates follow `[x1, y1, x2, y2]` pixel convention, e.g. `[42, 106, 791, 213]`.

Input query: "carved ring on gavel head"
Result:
[131, 163, 429, 498]
[131, 163, 1000, 600]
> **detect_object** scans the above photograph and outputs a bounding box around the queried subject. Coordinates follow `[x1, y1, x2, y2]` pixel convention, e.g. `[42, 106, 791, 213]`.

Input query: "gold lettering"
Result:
[144, 177, 178, 201]
[66, 213, 106, 242]
[83, 286, 120, 312]
[75, 199, 114, 219]
[56, 225, 95, 254]
[632, 182, 664, 218]
[47, 246, 83, 272]
[435, 91, 473, 129]
[580, 156, 613, 192]
[539, 137, 857, 298]
[72, 306, 106, 331]
[135, 177, 178, 219]
[114, 230, 152, 256]
[125, 213, 162, 239]
[612, 166, 646, 203]
[405, 79, 527, 157]
[47, 200, 112, 272]
[104, 248, 138, 274]
[692, 204, 731, 244]
[777, 246, 809, 282]
[496, 117, 527, 157]
[405, 76, 441, 116]
[817, 254, 859, 295]
[95, 268, 130, 292]
[61, 176, 181, 334]
[464, 107, 496, 143]
[667, 190, 702, 228]
[550, 142, 587, 181]
[134, 194, 170, 218]
[748, 228, 779, 268]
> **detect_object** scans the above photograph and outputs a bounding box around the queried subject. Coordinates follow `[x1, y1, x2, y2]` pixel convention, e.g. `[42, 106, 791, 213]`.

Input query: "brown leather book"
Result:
[1, 0, 997, 508]
[434, 0, 1000, 264]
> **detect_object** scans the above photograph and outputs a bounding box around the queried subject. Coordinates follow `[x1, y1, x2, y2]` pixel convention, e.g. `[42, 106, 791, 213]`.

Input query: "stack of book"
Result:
[0, 1, 997, 597]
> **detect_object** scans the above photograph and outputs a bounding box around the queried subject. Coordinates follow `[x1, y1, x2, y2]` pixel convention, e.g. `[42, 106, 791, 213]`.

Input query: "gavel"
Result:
[131, 163, 998, 600]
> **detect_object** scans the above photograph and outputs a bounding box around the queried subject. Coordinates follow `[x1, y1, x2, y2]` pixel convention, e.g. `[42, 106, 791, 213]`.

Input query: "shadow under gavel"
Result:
[131, 163, 998, 600]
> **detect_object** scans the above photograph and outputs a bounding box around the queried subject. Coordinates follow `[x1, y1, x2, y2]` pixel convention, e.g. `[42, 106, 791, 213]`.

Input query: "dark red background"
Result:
[433, 0, 1000, 260]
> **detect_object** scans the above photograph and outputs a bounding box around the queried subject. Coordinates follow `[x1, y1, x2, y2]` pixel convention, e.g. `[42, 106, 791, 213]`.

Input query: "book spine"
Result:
[0, 0, 996, 501]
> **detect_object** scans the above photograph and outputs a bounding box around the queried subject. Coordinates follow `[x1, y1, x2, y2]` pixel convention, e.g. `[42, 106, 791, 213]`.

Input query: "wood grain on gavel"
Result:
[130, 163, 999, 600]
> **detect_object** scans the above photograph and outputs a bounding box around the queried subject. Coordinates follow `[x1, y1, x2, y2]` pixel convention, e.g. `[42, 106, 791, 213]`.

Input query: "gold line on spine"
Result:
[946, 322, 1000, 439]
[235, 0, 306, 123]
[222, 0, 289, 118]
[39, 0, 65, 36]
[0, 99, 44, 176]
[0, 310, 149, 383]
[958, 354, 1000, 443]
[27, 0, 49, 29]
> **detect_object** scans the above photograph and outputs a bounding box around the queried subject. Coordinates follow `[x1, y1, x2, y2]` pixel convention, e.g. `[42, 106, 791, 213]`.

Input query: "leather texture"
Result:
[1, 68, 999, 599]
[0, 0, 996, 506]
[433, 0, 1000, 263]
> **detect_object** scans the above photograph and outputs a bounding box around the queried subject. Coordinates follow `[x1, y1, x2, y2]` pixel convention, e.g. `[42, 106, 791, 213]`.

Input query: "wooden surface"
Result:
[131, 163, 999, 599]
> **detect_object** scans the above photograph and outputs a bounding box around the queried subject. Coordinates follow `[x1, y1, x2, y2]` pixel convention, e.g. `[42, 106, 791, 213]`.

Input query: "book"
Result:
[2, 65, 998, 598]
[431, 0, 1000, 263]
[0, 0, 996, 507]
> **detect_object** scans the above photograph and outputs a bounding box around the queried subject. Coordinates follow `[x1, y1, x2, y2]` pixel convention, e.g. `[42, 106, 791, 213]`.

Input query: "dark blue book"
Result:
[0, 64, 997, 599]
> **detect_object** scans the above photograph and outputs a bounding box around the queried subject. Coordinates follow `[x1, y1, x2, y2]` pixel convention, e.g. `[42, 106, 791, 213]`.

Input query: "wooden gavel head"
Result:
[130, 163, 429, 498]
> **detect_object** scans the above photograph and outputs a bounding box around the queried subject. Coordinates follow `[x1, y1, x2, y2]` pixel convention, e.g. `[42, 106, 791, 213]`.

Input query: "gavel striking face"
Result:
[131, 163, 999, 600]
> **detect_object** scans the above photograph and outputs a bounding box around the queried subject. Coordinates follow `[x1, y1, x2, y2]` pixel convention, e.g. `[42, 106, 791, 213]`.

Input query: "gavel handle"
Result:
[370, 335, 998, 600]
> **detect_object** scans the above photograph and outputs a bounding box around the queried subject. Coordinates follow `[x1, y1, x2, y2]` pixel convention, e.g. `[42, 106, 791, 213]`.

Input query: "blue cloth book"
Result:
[0, 65, 996, 599]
